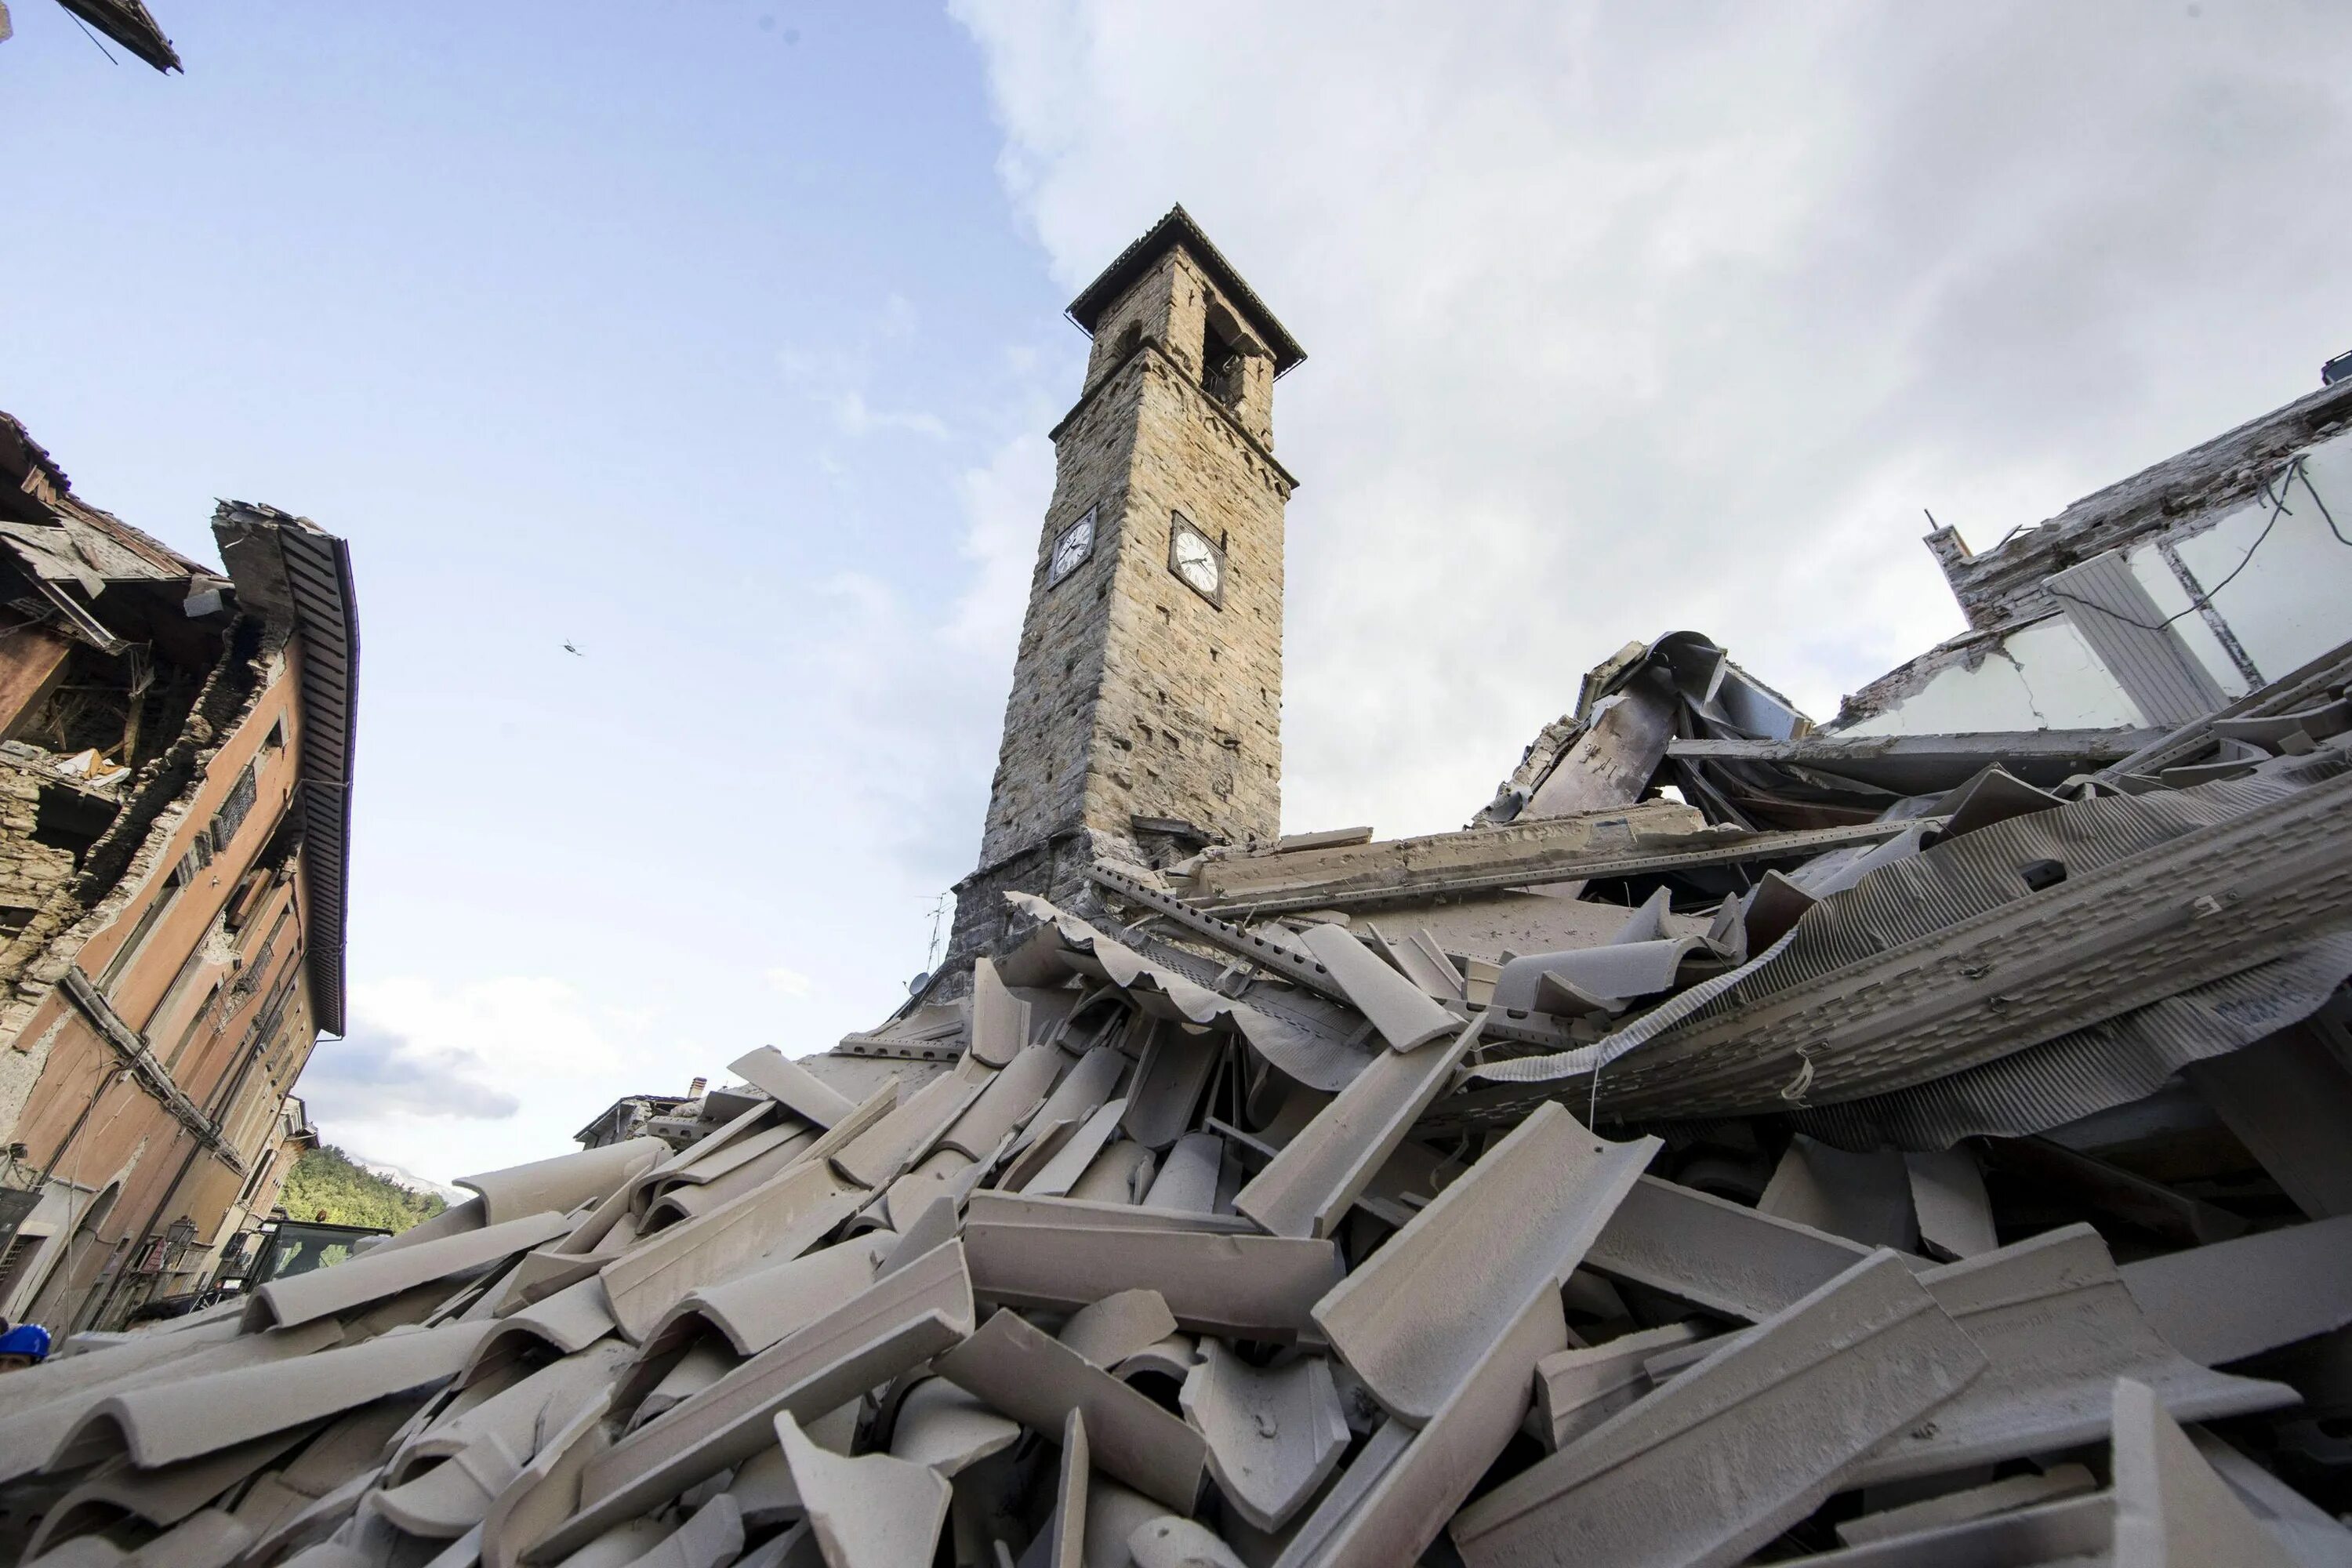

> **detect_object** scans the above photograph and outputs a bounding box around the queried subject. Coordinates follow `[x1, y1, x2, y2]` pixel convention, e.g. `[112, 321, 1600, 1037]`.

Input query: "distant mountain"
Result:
[278, 1145, 448, 1233]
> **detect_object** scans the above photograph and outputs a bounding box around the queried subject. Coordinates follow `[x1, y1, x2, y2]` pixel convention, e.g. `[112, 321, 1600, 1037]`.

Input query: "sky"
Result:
[5, 2, 2347, 1186]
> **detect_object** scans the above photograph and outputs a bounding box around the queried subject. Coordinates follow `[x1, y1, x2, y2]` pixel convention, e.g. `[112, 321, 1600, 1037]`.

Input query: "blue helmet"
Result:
[0, 1323, 52, 1360]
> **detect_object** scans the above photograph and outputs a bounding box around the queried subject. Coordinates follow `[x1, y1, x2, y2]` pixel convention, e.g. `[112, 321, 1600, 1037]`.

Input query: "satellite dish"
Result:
[907, 971, 931, 995]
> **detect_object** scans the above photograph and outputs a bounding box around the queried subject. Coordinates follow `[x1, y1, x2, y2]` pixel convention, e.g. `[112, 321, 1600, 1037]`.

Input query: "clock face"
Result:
[1169, 517, 1223, 604]
[1047, 509, 1095, 587]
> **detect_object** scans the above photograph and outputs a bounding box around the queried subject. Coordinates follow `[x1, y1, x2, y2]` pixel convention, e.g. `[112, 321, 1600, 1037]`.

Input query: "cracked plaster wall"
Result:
[1845, 412, 2352, 737]
[1840, 617, 2146, 737]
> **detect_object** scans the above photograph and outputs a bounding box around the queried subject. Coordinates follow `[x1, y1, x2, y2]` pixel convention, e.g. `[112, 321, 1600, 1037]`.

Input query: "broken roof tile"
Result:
[1313, 1103, 1654, 1423]
[937, 1308, 1205, 1513]
[1177, 1341, 1348, 1531]
[1451, 1251, 1984, 1568]
[11, 619, 2351, 1568]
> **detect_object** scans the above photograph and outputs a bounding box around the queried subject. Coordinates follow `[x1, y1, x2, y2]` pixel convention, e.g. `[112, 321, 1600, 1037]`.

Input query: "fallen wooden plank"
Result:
[2118, 1215, 2352, 1367]
[1187, 818, 1915, 916]
[1583, 1174, 1887, 1321]
[1835, 1464, 2098, 1548]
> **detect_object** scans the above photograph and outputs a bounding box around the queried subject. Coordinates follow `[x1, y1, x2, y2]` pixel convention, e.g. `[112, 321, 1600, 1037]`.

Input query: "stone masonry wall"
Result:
[0, 768, 81, 924]
[1083, 257, 1180, 391]
[952, 240, 1294, 980]
[975, 366, 1145, 869]
[1085, 249, 1276, 448]
[1080, 348, 1286, 852]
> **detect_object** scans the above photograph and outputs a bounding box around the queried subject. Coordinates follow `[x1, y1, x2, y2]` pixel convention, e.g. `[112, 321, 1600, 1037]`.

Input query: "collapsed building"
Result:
[0, 414, 357, 1336]
[2, 213, 2350, 1568]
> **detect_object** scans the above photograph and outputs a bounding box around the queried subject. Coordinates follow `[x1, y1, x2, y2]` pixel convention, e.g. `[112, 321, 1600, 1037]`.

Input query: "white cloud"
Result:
[781, 297, 953, 441]
[765, 965, 816, 1000]
[772, 423, 1056, 877]
[826, 389, 951, 441]
[946, 432, 1056, 657]
[949, 2, 2352, 839]
[309, 974, 691, 1185]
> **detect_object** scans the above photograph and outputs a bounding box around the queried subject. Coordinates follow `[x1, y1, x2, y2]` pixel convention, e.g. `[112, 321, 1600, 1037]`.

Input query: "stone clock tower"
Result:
[941, 206, 1305, 978]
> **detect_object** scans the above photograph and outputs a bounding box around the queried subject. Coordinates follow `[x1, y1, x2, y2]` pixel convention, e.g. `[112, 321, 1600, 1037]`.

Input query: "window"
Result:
[237, 1152, 278, 1210]
[165, 983, 220, 1071]
[0, 1231, 45, 1309]
[97, 862, 188, 993]
[138, 910, 220, 1037]
[210, 760, 259, 851]
[1200, 301, 1250, 408]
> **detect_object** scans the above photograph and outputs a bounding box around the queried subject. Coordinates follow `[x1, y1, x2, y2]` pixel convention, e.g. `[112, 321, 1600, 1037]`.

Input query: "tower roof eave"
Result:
[1065, 205, 1307, 376]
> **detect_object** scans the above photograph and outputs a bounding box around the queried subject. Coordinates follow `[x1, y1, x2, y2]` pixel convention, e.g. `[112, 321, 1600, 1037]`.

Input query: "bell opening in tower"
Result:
[1202, 307, 1248, 409]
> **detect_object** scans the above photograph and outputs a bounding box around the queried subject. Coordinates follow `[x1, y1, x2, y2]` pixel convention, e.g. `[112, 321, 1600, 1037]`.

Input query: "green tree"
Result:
[277, 1145, 447, 1233]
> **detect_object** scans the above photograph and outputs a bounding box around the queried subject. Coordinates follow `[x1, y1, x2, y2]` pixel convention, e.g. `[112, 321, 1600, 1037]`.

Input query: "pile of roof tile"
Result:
[7, 644, 2352, 1568]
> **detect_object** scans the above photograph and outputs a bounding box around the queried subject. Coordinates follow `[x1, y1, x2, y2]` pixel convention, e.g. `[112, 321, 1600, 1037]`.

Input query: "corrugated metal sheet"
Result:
[1450, 747, 2352, 1125]
[1784, 932, 2352, 1149]
[2048, 548, 2229, 725]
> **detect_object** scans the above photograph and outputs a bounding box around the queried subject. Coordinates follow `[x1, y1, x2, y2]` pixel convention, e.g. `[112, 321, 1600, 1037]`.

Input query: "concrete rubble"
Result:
[2, 647, 2350, 1566]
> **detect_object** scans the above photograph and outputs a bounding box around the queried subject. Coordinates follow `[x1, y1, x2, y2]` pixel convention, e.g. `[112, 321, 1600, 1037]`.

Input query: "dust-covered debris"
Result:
[6, 238, 2350, 1568]
[7, 648, 2349, 1566]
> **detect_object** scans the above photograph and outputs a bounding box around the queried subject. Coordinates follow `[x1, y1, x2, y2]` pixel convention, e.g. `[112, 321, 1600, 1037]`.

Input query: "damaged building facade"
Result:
[0, 415, 356, 1334]
[1856, 376, 2352, 741]
[2, 214, 2351, 1568]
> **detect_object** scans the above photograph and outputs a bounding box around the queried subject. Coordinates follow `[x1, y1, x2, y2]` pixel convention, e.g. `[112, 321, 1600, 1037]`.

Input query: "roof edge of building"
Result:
[1065, 204, 1306, 375]
[214, 503, 358, 1038]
